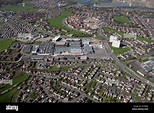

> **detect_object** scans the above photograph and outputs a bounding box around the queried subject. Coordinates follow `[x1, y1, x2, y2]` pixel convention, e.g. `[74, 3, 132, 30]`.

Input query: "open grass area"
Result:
[103, 27, 124, 36]
[13, 72, 29, 84]
[142, 59, 149, 62]
[0, 86, 19, 102]
[11, 84, 22, 102]
[0, 73, 29, 102]
[0, 5, 38, 13]
[136, 37, 154, 43]
[0, 83, 23, 102]
[96, 36, 107, 40]
[61, 66, 70, 72]
[48, 11, 89, 37]
[49, 66, 60, 71]
[0, 39, 15, 52]
[113, 15, 130, 25]
[48, 11, 71, 28]
[0, 22, 3, 24]
[0, 72, 29, 93]
[111, 46, 130, 55]
[30, 91, 38, 100]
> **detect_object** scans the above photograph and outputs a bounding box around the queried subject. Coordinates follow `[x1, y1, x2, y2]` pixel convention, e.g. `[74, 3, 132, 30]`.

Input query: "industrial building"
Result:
[109, 35, 121, 48]
[54, 46, 82, 56]
[83, 45, 93, 54]
[30, 37, 97, 56]
[82, 38, 90, 45]
[31, 45, 39, 54]
[54, 46, 69, 55]
[37, 42, 55, 55]
[69, 46, 82, 55]
[143, 60, 154, 74]
[31, 42, 55, 55]
[52, 35, 62, 42]
[18, 33, 38, 40]
[112, 40, 121, 48]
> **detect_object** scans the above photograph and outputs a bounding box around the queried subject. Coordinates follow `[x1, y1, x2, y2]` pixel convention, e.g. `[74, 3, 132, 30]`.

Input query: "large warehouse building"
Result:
[109, 35, 121, 48]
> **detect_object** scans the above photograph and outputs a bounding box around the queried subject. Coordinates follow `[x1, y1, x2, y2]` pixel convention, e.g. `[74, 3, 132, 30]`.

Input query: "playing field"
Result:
[113, 15, 130, 24]
[0, 39, 15, 52]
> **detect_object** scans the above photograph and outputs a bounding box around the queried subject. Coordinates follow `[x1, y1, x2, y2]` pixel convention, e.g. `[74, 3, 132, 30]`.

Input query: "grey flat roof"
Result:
[38, 42, 55, 54]
[54, 47, 69, 54]
[69, 46, 82, 54]
[54, 46, 82, 54]
[83, 45, 93, 53]
[22, 45, 32, 53]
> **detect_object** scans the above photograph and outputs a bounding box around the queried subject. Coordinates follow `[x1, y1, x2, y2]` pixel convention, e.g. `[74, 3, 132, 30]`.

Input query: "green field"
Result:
[61, 66, 70, 72]
[103, 27, 124, 36]
[111, 46, 130, 55]
[11, 84, 22, 102]
[0, 72, 29, 93]
[113, 15, 130, 24]
[48, 11, 89, 37]
[0, 73, 29, 102]
[49, 66, 60, 71]
[13, 72, 29, 84]
[96, 36, 107, 40]
[0, 5, 38, 13]
[0, 83, 24, 102]
[0, 39, 15, 52]
[142, 59, 149, 62]
[0, 22, 4, 25]
[0, 86, 19, 102]
[30, 91, 38, 100]
[136, 37, 154, 43]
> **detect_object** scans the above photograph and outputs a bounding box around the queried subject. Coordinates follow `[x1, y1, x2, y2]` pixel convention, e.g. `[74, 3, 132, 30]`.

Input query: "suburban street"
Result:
[103, 40, 154, 88]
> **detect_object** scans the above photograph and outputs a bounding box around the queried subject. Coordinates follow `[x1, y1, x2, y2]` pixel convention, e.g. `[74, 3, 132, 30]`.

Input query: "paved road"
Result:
[103, 40, 154, 88]
[61, 82, 98, 103]
[40, 74, 97, 102]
